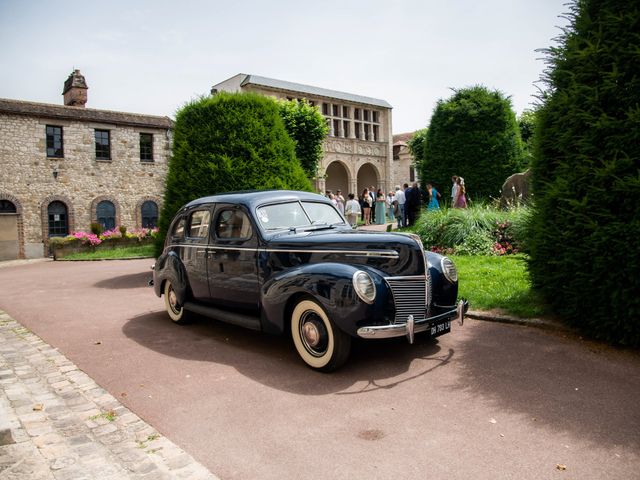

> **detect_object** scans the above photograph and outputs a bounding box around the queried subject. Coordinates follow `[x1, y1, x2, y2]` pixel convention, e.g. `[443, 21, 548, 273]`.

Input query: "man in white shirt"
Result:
[395, 185, 406, 228]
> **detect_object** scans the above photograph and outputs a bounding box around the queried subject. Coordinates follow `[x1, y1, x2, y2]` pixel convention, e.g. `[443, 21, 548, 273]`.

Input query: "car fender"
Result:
[260, 262, 392, 336]
[427, 251, 459, 307]
[153, 251, 190, 305]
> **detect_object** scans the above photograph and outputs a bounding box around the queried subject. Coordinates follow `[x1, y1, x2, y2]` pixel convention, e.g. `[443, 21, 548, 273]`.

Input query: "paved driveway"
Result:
[1, 259, 639, 479]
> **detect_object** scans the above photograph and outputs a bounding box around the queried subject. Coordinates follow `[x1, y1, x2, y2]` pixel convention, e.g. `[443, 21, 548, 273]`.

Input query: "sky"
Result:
[0, 0, 570, 134]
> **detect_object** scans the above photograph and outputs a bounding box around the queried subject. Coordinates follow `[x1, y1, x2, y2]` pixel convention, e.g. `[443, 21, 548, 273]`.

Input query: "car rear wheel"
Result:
[164, 279, 191, 325]
[291, 299, 351, 372]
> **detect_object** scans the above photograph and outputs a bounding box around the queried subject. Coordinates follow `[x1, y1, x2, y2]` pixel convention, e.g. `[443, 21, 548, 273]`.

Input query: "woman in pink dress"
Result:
[455, 177, 467, 208]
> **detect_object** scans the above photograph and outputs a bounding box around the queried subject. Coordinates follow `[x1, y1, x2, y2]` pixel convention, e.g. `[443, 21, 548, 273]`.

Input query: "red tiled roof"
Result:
[0, 98, 173, 129]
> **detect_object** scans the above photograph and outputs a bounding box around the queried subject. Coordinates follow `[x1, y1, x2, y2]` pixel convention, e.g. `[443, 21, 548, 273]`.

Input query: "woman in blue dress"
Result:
[426, 183, 441, 210]
[375, 190, 387, 224]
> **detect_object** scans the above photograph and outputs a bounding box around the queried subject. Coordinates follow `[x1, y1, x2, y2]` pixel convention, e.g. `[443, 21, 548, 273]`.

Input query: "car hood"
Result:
[264, 229, 426, 277]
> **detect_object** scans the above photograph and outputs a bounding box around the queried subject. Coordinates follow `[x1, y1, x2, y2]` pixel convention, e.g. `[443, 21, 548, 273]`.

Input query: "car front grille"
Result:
[385, 276, 428, 324]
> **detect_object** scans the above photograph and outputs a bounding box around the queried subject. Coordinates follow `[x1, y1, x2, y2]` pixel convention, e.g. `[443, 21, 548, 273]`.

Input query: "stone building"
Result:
[211, 74, 393, 197]
[392, 131, 418, 186]
[0, 70, 173, 259]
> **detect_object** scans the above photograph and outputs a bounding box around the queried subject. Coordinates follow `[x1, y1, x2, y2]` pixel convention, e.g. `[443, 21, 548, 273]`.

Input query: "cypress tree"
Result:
[529, 0, 640, 344]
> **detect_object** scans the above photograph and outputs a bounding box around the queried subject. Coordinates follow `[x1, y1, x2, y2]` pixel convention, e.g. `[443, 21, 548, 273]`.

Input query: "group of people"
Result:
[325, 176, 467, 229]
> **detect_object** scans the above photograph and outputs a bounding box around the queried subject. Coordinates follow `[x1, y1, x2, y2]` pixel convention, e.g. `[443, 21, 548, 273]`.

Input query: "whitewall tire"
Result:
[164, 279, 191, 325]
[291, 299, 351, 372]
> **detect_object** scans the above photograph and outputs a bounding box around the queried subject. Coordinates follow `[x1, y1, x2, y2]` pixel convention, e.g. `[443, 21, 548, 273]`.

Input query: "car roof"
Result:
[183, 190, 330, 210]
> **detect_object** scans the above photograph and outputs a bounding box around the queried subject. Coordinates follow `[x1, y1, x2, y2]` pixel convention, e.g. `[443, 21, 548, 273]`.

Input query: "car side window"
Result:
[188, 210, 211, 238]
[171, 217, 185, 239]
[215, 209, 252, 240]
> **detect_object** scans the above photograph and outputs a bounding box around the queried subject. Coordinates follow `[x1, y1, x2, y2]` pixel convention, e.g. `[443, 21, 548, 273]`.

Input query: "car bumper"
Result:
[356, 299, 468, 343]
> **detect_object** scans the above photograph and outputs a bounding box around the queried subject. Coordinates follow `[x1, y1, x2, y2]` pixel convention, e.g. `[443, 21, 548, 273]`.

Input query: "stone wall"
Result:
[0, 112, 170, 258]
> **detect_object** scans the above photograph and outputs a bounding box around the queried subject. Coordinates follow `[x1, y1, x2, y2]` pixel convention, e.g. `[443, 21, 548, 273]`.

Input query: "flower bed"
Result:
[49, 227, 158, 260]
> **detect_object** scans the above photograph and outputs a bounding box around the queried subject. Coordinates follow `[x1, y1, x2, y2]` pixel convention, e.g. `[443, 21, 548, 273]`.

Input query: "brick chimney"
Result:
[62, 69, 88, 107]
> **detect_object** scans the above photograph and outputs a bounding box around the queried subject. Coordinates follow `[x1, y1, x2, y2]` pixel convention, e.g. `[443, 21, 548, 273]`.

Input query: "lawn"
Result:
[452, 254, 548, 319]
[59, 244, 155, 260]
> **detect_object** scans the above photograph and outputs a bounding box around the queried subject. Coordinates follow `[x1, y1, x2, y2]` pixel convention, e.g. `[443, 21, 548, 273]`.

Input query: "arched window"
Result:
[48, 201, 68, 237]
[0, 200, 17, 213]
[141, 201, 158, 228]
[97, 201, 116, 230]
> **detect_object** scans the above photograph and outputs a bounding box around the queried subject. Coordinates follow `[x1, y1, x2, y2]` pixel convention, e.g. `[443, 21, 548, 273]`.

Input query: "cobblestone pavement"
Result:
[0, 310, 218, 480]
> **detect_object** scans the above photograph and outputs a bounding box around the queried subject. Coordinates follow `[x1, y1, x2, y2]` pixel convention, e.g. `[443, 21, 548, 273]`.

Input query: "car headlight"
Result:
[353, 271, 376, 304]
[441, 256, 458, 283]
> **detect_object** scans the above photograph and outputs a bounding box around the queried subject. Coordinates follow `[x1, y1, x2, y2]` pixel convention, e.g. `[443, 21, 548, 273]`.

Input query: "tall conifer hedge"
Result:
[529, 0, 640, 344]
[156, 92, 312, 255]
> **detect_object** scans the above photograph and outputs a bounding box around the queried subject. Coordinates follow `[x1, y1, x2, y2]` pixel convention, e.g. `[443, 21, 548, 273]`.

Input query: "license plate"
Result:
[430, 321, 451, 337]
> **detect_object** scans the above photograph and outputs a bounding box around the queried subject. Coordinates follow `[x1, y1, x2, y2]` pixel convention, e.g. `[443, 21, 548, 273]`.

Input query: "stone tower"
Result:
[62, 69, 88, 107]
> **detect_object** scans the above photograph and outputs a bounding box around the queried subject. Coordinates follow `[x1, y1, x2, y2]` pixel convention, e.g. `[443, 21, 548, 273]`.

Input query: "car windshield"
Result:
[256, 201, 345, 231]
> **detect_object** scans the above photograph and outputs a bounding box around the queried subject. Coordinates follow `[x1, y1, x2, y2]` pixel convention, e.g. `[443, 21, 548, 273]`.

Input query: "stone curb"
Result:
[467, 309, 572, 332]
[0, 310, 219, 480]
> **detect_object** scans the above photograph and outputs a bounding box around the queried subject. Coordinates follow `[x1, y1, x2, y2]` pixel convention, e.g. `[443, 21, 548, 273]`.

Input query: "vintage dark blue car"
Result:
[153, 190, 467, 371]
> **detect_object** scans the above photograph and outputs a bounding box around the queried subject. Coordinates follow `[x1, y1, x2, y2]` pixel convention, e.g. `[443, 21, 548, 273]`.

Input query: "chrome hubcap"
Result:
[302, 322, 320, 347]
[299, 312, 329, 357]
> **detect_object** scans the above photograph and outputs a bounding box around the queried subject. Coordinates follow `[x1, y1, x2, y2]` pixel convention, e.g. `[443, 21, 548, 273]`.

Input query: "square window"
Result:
[343, 106, 349, 118]
[332, 105, 339, 117]
[140, 133, 153, 162]
[95, 129, 111, 160]
[333, 119, 340, 137]
[373, 125, 379, 142]
[343, 120, 350, 138]
[354, 122, 361, 139]
[46, 125, 63, 158]
[354, 108, 361, 120]
[373, 111, 379, 123]
[322, 103, 329, 115]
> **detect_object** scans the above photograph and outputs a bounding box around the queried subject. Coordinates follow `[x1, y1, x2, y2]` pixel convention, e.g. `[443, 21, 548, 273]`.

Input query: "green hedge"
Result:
[528, 0, 640, 345]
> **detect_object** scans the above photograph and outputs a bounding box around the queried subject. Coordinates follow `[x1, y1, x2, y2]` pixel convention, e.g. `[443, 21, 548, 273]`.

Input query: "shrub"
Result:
[415, 204, 529, 255]
[418, 86, 524, 201]
[156, 92, 312, 256]
[90, 223, 103, 235]
[454, 230, 494, 256]
[528, 0, 640, 345]
[278, 99, 328, 178]
[119, 225, 127, 236]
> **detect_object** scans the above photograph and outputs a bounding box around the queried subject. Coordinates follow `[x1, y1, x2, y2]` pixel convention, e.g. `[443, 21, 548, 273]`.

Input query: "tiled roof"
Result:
[0, 98, 173, 129]
[393, 131, 416, 145]
[240, 74, 392, 109]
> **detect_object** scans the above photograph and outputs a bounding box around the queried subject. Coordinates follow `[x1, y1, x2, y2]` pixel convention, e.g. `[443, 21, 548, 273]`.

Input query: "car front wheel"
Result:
[291, 298, 351, 372]
[164, 279, 191, 325]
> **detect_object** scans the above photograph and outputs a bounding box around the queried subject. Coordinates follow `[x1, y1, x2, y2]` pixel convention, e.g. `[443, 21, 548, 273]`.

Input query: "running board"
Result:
[183, 302, 262, 331]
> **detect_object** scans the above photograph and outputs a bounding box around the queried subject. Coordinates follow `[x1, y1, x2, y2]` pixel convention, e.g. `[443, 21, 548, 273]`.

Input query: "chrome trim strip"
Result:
[263, 248, 399, 258]
[170, 244, 399, 258]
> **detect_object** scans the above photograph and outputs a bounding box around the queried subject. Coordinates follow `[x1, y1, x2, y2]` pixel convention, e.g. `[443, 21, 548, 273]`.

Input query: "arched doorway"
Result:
[0, 199, 19, 260]
[357, 163, 379, 194]
[47, 201, 69, 237]
[325, 162, 350, 196]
